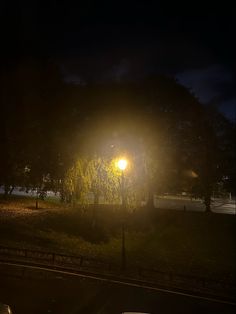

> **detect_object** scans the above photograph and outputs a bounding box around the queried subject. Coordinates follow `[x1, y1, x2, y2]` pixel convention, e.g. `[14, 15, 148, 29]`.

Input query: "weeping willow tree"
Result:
[62, 156, 118, 207]
[62, 158, 90, 205]
[62, 154, 149, 212]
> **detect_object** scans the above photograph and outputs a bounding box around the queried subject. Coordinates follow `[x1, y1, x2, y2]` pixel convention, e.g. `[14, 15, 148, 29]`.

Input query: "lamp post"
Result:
[117, 158, 127, 270]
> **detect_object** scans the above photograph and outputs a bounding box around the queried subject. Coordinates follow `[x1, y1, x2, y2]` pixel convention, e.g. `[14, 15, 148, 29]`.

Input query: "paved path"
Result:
[1, 188, 235, 214]
[155, 196, 236, 214]
[0, 264, 235, 314]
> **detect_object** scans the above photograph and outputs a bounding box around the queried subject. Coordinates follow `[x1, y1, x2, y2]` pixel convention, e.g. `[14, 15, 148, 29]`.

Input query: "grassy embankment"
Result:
[0, 195, 235, 281]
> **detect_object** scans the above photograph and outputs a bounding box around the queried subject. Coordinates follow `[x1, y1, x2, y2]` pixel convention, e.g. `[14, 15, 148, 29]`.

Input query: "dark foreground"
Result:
[0, 264, 235, 314]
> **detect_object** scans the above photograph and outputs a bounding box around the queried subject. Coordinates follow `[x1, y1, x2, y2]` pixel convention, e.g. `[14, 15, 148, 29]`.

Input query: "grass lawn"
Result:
[0, 195, 235, 282]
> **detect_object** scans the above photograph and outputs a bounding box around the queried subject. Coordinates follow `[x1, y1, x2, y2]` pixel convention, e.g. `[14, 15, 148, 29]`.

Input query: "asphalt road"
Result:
[0, 265, 235, 314]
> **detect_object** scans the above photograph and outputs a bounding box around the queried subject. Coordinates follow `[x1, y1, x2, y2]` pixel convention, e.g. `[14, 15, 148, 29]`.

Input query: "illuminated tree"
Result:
[62, 158, 89, 205]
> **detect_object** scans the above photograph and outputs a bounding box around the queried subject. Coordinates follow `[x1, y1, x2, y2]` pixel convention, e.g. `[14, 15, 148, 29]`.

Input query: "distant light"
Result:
[191, 170, 198, 178]
[118, 159, 128, 171]
[184, 170, 198, 178]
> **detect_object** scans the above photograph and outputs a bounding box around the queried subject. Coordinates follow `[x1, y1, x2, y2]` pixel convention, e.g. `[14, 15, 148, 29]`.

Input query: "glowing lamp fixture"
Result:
[118, 159, 128, 171]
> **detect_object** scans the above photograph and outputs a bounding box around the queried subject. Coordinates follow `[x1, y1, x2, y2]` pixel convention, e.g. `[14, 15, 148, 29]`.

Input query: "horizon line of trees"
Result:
[1, 60, 235, 212]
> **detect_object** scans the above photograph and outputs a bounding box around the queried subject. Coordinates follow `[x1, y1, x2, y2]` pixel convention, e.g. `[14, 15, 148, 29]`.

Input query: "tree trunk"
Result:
[9, 185, 15, 195]
[146, 185, 155, 209]
[204, 191, 212, 212]
[59, 180, 66, 202]
[147, 193, 154, 208]
[92, 192, 99, 226]
[4, 184, 10, 199]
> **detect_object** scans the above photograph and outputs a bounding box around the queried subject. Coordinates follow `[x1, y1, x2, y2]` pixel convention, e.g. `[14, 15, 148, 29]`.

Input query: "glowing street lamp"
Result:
[117, 158, 128, 208]
[117, 158, 128, 270]
[118, 159, 128, 171]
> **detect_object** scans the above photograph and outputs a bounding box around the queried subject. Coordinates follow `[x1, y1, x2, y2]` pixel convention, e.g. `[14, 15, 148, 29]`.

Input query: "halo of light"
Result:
[118, 159, 128, 171]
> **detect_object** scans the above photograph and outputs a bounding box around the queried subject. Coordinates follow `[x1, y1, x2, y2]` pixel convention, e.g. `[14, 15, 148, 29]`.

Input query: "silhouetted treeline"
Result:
[0, 60, 235, 211]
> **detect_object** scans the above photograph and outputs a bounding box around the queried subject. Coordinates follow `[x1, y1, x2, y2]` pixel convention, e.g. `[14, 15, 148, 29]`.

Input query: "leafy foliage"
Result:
[1, 61, 235, 212]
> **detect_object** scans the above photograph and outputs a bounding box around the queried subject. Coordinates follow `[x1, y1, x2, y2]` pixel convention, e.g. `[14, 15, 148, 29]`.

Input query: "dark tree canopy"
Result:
[0, 61, 234, 211]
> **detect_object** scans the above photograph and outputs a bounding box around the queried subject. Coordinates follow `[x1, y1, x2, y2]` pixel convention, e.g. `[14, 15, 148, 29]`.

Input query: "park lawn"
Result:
[126, 211, 236, 280]
[0, 195, 235, 282]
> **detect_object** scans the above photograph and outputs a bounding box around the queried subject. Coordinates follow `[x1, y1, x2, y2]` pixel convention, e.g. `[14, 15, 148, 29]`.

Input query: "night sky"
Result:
[1, 1, 235, 120]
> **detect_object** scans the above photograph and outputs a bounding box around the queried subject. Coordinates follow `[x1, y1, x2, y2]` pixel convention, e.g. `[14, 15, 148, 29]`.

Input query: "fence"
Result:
[0, 245, 235, 300]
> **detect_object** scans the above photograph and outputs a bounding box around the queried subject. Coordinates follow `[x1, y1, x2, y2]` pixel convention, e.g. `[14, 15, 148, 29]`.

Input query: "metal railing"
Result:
[0, 245, 118, 273]
[0, 245, 235, 300]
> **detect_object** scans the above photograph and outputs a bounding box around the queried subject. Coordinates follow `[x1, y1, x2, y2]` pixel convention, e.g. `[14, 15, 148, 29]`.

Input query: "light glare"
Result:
[118, 159, 127, 171]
